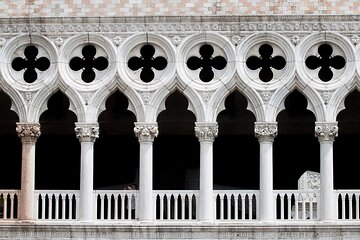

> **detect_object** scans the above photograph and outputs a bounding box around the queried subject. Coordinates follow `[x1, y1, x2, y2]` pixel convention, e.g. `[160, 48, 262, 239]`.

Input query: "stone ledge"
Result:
[0, 223, 360, 240]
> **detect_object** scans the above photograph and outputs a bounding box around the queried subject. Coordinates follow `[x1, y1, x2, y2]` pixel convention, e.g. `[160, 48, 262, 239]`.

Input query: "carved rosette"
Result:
[74, 123, 99, 142]
[134, 123, 158, 142]
[254, 122, 278, 142]
[16, 123, 41, 143]
[194, 122, 218, 142]
[315, 122, 338, 142]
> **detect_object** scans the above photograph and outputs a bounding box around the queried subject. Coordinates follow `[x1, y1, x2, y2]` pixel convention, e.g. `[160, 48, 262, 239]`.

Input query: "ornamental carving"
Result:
[194, 123, 218, 142]
[16, 123, 41, 143]
[314, 122, 338, 142]
[74, 123, 99, 142]
[254, 122, 278, 142]
[134, 123, 158, 142]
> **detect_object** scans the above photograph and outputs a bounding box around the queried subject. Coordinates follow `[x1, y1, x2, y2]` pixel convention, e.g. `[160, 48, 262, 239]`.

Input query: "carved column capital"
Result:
[16, 123, 41, 143]
[134, 123, 158, 142]
[315, 122, 338, 142]
[75, 123, 99, 142]
[195, 122, 218, 142]
[254, 122, 278, 142]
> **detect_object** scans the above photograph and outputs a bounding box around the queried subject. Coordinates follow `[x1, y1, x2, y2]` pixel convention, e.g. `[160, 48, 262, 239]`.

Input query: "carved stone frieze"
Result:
[134, 123, 158, 142]
[315, 122, 338, 142]
[254, 122, 278, 142]
[194, 122, 218, 142]
[74, 123, 99, 142]
[16, 123, 41, 143]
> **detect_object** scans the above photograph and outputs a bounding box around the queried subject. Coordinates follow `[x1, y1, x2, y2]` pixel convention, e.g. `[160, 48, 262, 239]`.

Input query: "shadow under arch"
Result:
[0, 91, 21, 189]
[214, 90, 258, 190]
[36, 91, 79, 190]
[334, 90, 360, 189]
[95, 90, 138, 190]
[154, 91, 198, 190]
[274, 89, 319, 189]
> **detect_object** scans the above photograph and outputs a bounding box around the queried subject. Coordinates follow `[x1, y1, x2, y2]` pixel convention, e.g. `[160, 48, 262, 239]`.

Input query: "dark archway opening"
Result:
[214, 91, 258, 190]
[335, 90, 360, 189]
[274, 90, 319, 190]
[0, 92, 21, 189]
[36, 91, 79, 190]
[95, 91, 138, 190]
[154, 91, 198, 190]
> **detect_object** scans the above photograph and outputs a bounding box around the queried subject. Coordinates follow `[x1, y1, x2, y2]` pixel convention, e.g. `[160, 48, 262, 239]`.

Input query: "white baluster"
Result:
[349, 194, 353, 219]
[62, 196, 66, 219]
[226, 195, 231, 220]
[167, 195, 171, 220]
[249, 195, 253, 220]
[241, 196, 245, 220]
[294, 195, 299, 220]
[3, 195, 7, 219]
[189, 195, 193, 220]
[9, 193, 14, 220]
[287, 194, 291, 220]
[159, 195, 164, 220]
[234, 195, 238, 220]
[127, 194, 131, 219]
[342, 195, 346, 219]
[280, 194, 284, 220]
[48, 195, 53, 219]
[114, 195, 118, 220]
[356, 194, 359, 220]
[41, 194, 45, 219]
[55, 195, 59, 220]
[309, 195, 313, 220]
[121, 195, 125, 220]
[101, 195, 105, 220]
[174, 196, 178, 220]
[107, 195, 111, 220]
[301, 195, 306, 220]
[220, 195, 224, 220]
[69, 195, 73, 220]
[181, 196, 185, 220]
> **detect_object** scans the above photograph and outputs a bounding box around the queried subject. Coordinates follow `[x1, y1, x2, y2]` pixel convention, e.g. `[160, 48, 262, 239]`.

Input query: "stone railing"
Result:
[0, 190, 19, 220]
[336, 190, 360, 220]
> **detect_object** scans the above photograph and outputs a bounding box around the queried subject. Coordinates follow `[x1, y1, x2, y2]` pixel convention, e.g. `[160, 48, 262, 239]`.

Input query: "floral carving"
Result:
[74, 123, 99, 142]
[134, 123, 158, 142]
[254, 122, 277, 142]
[315, 122, 338, 142]
[16, 123, 41, 143]
[194, 123, 218, 142]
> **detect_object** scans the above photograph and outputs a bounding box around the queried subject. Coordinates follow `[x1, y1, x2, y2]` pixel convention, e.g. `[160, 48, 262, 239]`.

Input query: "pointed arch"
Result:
[268, 80, 325, 122]
[210, 83, 264, 122]
[29, 84, 84, 122]
[150, 83, 205, 123]
[91, 85, 144, 123]
[0, 84, 26, 122]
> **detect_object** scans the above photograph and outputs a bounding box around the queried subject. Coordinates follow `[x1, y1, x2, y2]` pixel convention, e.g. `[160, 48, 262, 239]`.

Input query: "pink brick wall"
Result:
[1, 0, 359, 17]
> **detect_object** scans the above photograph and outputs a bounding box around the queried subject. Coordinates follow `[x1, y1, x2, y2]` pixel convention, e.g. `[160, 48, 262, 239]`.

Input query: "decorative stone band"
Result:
[315, 122, 338, 142]
[194, 122, 218, 142]
[16, 123, 41, 143]
[134, 123, 158, 142]
[254, 122, 278, 142]
[74, 123, 99, 142]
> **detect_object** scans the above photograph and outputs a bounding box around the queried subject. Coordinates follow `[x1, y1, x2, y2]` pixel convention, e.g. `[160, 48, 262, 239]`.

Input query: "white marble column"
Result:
[195, 122, 218, 223]
[75, 123, 99, 222]
[254, 122, 277, 222]
[16, 123, 41, 221]
[134, 123, 158, 222]
[315, 122, 338, 222]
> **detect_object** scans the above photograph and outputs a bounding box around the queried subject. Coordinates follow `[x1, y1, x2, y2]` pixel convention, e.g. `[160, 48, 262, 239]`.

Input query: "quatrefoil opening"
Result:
[12, 45, 50, 83]
[305, 44, 346, 82]
[69, 45, 109, 83]
[127, 44, 168, 83]
[186, 44, 227, 83]
[246, 44, 286, 83]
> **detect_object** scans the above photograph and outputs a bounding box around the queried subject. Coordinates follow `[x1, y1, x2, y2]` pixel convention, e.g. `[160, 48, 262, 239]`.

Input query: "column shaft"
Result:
[75, 123, 99, 222]
[16, 123, 41, 221]
[195, 122, 217, 223]
[255, 122, 277, 222]
[134, 123, 158, 222]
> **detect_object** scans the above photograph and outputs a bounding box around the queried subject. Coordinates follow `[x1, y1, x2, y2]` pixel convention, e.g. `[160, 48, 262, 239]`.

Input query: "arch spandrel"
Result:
[0, 85, 26, 122]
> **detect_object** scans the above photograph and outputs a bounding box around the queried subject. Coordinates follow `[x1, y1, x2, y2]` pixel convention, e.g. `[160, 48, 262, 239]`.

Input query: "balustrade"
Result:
[154, 191, 198, 220]
[0, 190, 19, 220]
[215, 190, 259, 220]
[95, 190, 138, 220]
[336, 190, 360, 220]
[274, 190, 319, 220]
[35, 190, 79, 220]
